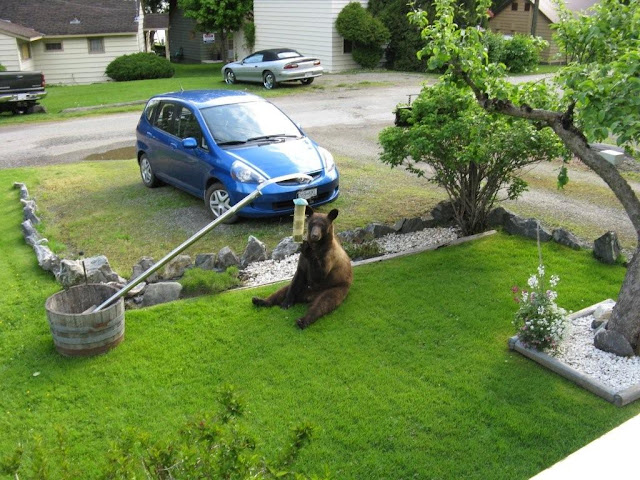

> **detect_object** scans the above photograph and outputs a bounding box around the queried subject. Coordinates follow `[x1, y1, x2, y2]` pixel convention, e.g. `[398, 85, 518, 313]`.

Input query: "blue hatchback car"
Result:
[135, 90, 339, 220]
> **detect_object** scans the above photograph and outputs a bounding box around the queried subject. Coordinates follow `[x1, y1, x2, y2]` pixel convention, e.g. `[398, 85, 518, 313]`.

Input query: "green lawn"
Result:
[2, 167, 638, 479]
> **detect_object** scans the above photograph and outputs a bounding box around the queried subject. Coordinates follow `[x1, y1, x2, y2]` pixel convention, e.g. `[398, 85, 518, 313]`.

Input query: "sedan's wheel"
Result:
[205, 183, 238, 223]
[301, 77, 314, 85]
[262, 71, 276, 90]
[224, 69, 236, 85]
[139, 154, 161, 188]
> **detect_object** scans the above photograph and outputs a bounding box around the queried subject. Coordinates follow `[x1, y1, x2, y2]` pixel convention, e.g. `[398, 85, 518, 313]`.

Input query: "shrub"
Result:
[336, 2, 390, 68]
[342, 240, 384, 261]
[179, 266, 241, 297]
[0, 63, 6, 72]
[243, 21, 256, 52]
[105, 52, 174, 81]
[482, 32, 547, 73]
[379, 82, 567, 235]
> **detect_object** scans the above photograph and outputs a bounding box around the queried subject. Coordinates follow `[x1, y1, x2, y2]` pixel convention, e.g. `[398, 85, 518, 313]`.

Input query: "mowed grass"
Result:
[2, 167, 640, 478]
[20, 156, 445, 275]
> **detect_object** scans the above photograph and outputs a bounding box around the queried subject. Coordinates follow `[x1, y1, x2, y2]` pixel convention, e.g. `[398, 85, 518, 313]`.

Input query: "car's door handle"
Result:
[170, 142, 178, 149]
[146, 132, 155, 139]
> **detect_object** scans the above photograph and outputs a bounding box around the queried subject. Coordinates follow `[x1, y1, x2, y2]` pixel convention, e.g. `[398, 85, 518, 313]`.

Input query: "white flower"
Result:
[550, 275, 560, 287]
[527, 275, 539, 288]
[537, 264, 545, 276]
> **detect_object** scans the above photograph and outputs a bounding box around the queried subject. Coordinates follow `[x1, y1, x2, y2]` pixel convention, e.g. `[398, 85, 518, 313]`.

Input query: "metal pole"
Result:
[93, 173, 312, 312]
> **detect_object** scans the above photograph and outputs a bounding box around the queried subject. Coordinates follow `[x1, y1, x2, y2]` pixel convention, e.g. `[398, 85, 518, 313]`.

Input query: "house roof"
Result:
[491, 0, 599, 23]
[143, 13, 169, 31]
[0, 0, 140, 37]
[0, 19, 42, 40]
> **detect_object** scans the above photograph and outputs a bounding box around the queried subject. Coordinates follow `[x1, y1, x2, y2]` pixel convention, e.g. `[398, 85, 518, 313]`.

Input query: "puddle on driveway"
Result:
[85, 146, 136, 161]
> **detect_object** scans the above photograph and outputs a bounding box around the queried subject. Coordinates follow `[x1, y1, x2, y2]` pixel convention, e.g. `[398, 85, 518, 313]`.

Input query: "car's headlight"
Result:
[231, 161, 266, 184]
[318, 147, 335, 173]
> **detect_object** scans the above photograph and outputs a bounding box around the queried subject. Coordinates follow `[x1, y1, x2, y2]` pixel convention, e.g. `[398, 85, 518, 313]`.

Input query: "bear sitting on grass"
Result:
[252, 207, 353, 329]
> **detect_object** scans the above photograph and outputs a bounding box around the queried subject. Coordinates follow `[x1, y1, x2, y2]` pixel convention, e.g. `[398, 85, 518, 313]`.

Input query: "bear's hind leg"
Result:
[296, 286, 349, 329]
[252, 284, 289, 308]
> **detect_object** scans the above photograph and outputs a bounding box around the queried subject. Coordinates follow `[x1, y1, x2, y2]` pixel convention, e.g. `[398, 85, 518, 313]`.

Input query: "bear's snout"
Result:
[309, 225, 323, 242]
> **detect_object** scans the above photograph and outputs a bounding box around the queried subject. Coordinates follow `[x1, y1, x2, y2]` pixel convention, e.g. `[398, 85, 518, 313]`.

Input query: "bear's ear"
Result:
[328, 209, 339, 222]
[305, 206, 314, 217]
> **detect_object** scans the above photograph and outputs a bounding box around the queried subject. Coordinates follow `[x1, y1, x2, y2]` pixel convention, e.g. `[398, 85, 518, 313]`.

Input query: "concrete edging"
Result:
[508, 300, 640, 407]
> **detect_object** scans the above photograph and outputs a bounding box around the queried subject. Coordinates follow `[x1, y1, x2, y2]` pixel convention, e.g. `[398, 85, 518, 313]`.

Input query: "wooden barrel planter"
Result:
[45, 284, 125, 357]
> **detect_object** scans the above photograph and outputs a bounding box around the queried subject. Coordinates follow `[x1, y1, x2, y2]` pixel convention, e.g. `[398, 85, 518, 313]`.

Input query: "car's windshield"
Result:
[200, 101, 301, 146]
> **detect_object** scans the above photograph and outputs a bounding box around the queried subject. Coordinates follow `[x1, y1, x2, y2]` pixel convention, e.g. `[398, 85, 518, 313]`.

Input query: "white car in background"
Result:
[221, 48, 323, 89]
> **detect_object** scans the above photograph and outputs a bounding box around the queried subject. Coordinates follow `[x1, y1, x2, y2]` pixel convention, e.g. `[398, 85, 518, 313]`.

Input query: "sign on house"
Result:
[202, 33, 215, 43]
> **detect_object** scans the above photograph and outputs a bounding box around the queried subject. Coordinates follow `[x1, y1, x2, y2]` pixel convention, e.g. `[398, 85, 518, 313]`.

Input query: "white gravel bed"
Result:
[241, 227, 459, 287]
[554, 314, 640, 391]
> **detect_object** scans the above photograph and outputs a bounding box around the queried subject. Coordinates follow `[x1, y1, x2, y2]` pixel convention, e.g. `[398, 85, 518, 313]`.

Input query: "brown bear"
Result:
[252, 207, 353, 329]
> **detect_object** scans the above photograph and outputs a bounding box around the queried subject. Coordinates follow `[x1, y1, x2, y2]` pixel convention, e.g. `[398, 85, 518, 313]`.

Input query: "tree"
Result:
[178, 0, 253, 62]
[379, 82, 565, 235]
[336, 2, 390, 68]
[410, 0, 640, 355]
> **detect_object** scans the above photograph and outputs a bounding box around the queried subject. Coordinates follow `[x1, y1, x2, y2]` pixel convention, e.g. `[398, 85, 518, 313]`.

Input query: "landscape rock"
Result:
[217, 246, 240, 269]
[271, 237, 300, 260]
[593, 231, 621, 264]
[552, 228, 582, 250]
[431, 201, 456, 225]
[21, 219, 43, 246]
[33, 244, 60, 274]
[594, 327, 635, 357]
[21, 199, 40, 224]
[162, 254, 192, 279]
[195, 253, 217, 270]
[132, 256, 159, 283]
[242, 236, 268, 267]
[399, 217, 427, 234]
[338, 228, 371, 244]
[14, 182, 29, 200]
[504, 216, 552, 242]
[56, 259, 84, 287]
[486, 207, 512, 228]
[364, 223, 395, 239]
[141, 282, 183, 307]
[56, 255, 124, 288]
[107, 281, 147, 298]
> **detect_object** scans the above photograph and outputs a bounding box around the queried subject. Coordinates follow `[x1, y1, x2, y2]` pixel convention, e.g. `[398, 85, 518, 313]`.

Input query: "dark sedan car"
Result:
[135, 90, 339, 221]
[221, 48, 323, 89]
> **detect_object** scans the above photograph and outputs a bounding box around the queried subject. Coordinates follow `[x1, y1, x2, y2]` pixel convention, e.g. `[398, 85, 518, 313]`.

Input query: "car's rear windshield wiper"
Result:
[246, 134, 299, 142]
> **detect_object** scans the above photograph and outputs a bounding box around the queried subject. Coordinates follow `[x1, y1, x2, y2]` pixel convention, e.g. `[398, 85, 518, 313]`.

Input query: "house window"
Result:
[19, 42, 31, 60]
[88, 37, 105, 54]
[525, 2, 531, 11]
[45, 42, 63, 52]
[343, 39, 353, 54]
[511, 2, 518, 10]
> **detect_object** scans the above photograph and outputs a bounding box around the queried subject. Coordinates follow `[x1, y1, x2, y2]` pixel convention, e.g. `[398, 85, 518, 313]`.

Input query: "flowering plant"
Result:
[512, 264, 568, 352]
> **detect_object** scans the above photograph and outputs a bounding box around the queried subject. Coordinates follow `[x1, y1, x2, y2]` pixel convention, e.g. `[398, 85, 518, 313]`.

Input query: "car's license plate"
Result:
[305, 72, 312, 77]
[17, 94, 27, 100]
[297, 188, 317, 200]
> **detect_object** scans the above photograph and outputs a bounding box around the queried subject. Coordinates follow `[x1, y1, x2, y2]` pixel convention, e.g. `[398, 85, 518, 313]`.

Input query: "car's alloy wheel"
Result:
[205, 183, 238, 223]
[301, 78, 314, 85]
[263, 71, 276, 89]
[225, 69, 236, 84]
[140, 154, 161, 188]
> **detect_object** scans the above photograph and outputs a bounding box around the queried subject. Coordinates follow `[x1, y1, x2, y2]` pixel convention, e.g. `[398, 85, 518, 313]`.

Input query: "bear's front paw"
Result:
[296, 318, 308, 330]
[280, 301, 293, 310]
[252, 297, 268, 307]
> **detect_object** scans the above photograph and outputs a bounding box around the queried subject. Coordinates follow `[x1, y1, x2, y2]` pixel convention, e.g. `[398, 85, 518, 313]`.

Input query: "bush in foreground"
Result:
[105, 52, 175, 82]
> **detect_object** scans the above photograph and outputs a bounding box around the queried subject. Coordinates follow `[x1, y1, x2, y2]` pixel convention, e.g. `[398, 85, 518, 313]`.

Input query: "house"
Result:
[0, 0, 145, 84]
[168, 0, 367, 72]
[253, 0, 368, 72]
[488, 0, 599, 63]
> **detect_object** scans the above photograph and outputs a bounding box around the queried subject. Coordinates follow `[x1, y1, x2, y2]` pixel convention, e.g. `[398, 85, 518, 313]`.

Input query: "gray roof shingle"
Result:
[0, 0, 140, 36]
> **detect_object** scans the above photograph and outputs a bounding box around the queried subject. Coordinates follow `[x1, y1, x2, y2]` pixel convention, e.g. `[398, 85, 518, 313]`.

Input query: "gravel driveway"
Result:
[1, 70, 638, 250]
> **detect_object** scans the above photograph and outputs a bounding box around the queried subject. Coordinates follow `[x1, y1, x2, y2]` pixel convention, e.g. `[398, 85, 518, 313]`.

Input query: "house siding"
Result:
[168, 9, 220, 62]
[488, 3, 561, 63]
[254, 0, 368, 73]
[0, 33, 20, 70]
[32, 35, 142, 84]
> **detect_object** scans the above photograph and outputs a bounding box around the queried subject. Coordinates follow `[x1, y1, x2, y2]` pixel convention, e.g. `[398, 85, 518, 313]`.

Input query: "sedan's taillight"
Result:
[41, 73, 46, 87]
[313, 60, 321, 66]
[284, 63, 299, 69]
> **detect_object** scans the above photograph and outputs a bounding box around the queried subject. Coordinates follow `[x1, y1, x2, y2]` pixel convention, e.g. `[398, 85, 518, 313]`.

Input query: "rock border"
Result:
[508, 300, 640, 407]
[13, 183, 622, 308]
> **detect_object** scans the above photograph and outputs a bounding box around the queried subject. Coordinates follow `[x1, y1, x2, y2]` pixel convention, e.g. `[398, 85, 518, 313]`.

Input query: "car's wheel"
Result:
[301, 77, 314, 85]
[205, 182, 238, 223]
[262, 71, 276, 89]
[224, 69, 236, 85]
[139, 154, 161, 188]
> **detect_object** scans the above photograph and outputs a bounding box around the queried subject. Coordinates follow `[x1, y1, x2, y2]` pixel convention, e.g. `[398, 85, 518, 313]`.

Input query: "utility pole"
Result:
[531, 0, 540, 36]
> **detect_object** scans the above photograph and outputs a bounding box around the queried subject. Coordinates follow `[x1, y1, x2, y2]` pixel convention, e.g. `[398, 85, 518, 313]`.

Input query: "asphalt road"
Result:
[0, 72, 428, 169]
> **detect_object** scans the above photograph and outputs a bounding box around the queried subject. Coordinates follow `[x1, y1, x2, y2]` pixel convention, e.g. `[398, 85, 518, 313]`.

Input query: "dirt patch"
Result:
[84, 146, 136, 161]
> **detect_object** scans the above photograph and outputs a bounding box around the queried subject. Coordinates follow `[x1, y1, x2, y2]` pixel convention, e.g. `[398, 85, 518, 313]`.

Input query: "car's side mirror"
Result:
[183, 137, 198, 149]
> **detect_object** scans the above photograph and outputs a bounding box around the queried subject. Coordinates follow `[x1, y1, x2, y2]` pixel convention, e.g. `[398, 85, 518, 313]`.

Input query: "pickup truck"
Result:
[0, 71, 47, 114]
